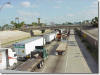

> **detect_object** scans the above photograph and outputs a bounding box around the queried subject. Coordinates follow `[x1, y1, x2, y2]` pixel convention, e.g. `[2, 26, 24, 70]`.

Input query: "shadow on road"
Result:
[49, 44, 59, 55]
[74, 33, 98, 73]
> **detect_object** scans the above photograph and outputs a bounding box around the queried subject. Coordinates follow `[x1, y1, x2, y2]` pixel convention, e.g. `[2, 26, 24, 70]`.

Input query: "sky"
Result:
[0, 0, 98, 26]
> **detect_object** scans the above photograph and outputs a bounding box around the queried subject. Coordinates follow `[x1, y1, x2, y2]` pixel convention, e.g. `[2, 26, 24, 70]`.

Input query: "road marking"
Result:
[41, 42, 57, 72]
[65, 48, 68, 73]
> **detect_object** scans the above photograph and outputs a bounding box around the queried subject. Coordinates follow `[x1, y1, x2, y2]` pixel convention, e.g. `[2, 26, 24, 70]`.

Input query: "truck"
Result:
[62, 34, 67, 40]
[43, 32, 56, 43]
[0, 48, 17, 70]
[56, 33, 62, 41]
[55, 42, 67, 55]
[15, 46, 48, 72]
[13, 36, 45, 61]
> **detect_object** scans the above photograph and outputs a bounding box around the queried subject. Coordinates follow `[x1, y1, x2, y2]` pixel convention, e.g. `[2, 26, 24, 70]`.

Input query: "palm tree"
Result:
[20, 21, 25, 27]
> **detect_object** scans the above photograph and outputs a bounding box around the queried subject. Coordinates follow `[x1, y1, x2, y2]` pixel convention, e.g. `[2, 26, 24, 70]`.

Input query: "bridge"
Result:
[20, 25, 81, 31]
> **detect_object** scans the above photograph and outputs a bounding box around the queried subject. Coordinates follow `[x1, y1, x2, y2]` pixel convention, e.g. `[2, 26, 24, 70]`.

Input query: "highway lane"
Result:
[35, 40, 68, 73]
[35, 29, 93, 73]
[75, 33, 98, 73]
[10, 29, 95, 73]
[65, 29, 91, 73]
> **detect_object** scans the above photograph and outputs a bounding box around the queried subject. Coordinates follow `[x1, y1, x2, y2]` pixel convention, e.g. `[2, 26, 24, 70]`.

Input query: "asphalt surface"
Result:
[75, 34, 98, 73]
[35, 29, 99, 73]
[5, 29, 98, 74]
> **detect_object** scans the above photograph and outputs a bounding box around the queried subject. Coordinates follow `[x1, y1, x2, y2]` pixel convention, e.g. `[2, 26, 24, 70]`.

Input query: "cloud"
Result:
[17, 10, 40, 17]
[55, 0, 63, 3]
[21, 1, 38, 8]
[67, 14, 74, 17]
[5, 4, 13, 8]
[73, 8, 98, 21]
[21, 1, 31, 7]
[31, 4, 38, 8]
[90, 1, 98, 8]
[48, 0, 64, 3]
[0, 4, 13, 9]
[54, 6, 61, 8]
[17, 10, 40, 24]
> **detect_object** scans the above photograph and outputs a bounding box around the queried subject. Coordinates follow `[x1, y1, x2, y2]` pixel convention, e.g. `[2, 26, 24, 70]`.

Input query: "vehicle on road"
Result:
[43, 32, 57, 43]
[55, 42, 67, 55]
[15, 46, 48, 72]
[56, 33, 62, 41]
[13, 37, 45, 61]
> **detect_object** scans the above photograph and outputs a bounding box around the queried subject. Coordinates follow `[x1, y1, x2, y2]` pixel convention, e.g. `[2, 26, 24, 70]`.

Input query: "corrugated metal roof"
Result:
[14, 36, 42, 45]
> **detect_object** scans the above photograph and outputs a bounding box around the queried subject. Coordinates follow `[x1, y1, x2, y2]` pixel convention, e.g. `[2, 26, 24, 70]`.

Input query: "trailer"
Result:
[60, 29, 65, 33]
[62, 34, 67, 40]
[13, 36, 45, 61]
[55, 42, 67, 55]
[15, 46, 48, 72]
[43, 32, 56, 43]
[0, 48, 17, 70]
[56, 33, 62, 41]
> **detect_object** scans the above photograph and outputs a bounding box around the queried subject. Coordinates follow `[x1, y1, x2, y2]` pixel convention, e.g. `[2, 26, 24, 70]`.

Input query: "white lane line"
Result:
[65, 35, 71, 73]
[65, 49, 68, 73]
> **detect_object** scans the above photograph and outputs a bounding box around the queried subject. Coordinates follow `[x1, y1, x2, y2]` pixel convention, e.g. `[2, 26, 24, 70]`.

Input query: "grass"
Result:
[1, 29, 52, 47]
[1, 36, 31, 47]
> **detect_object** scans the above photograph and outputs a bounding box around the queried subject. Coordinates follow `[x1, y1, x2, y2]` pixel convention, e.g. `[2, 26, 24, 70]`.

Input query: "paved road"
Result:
[75, 33, 98, 73]
[8, 29, 97, 73]
[34, 29, 94, 73]
[66, 30, 91, 73]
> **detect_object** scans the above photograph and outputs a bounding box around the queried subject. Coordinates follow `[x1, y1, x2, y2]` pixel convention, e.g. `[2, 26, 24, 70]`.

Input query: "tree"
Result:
[11, 21, 15, 25]
[20, 21, 25, 26]
[0, 26, 2, 31]
[67, 22, 73, 25]
[2, 24, 10, 30]
[62, 22, 73, 25]
[10, 20, 25, 29]
[91, 17, 98, 27]
[19, 21, 25, 28]
[41, 29, 45, 33]
[32, 22, 38, 26]
[40, 23, 46, 26]
[11, 21, 17, 29]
